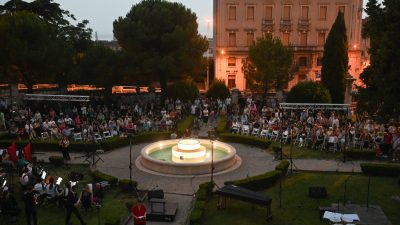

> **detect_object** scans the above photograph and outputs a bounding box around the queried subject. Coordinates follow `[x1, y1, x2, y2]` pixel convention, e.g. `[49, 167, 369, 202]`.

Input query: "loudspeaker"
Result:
[148, 189, 164, 199]
[309, 186, 327, 199]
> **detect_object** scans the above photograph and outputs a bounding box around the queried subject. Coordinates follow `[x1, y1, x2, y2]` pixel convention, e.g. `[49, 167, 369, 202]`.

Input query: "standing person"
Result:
[59, 136, 71, 163]
[23, 185, 37, 225]
[65, 183, 87, 225]
[131, 201, 146, 225]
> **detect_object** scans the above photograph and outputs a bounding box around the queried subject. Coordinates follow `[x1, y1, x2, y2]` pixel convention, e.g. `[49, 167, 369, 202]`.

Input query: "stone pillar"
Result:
[231, 88, 240, 104]
[344, 77, 355, 105]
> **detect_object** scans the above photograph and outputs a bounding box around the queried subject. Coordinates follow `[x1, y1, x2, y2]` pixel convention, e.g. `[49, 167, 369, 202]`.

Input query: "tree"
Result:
[113, 0, 208, 96]
[207, 79, 230, 99]
[286, 82, 331, 103]
[321, 12, 348, 103]
[242, 35, 294, 94]
[166, 81, 199, 101]
[0, 12, 54, 92]
[357, 0, 400, 120]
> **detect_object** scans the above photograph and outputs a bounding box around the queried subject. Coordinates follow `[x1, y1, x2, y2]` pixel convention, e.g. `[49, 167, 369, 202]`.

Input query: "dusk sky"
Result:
[0, 0, 381, 40]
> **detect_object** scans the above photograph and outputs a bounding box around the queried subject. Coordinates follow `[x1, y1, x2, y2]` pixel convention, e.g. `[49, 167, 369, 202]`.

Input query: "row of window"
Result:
[228, 5, 345, 21]
[227, 31, 326, 47]
[226, 56, 323, 68]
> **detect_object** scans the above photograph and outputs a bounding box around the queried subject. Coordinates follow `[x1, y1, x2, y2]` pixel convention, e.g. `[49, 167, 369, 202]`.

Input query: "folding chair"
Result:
[241, 125, 250, 135]
[73, 132, 83, 141]
[103, 131, 112, 139]
[94, 133, 103, 142]
[251, 128, 260, 136]
[41, 131, 50, 140]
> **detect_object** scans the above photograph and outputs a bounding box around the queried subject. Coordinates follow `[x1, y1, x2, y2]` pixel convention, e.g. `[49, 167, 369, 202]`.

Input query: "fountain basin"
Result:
[139, 139, 239, 175]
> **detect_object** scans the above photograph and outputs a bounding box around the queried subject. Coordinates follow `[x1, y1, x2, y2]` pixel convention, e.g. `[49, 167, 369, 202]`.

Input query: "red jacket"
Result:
[131, 204, 146, 225]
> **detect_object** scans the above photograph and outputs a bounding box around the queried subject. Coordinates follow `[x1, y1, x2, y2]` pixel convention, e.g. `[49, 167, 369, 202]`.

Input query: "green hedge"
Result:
[189, 182, 210, 225]
[91, 170, 119, 186]
[118, 179, 138, 192]
[360, 163, 400, 177]
[345, 149, 376, 160]
[177, 116, 195, 135]
[218, 133, 271, 149]
[48, 156, 64, 166]
[189, 208, 203, 225]
[224, 170, 282, 191]
[215, 116, 227, 133]
[275, 160, 290, 175]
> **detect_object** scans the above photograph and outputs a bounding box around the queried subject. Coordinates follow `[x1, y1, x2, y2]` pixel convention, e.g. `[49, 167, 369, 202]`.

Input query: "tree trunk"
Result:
[159, 74, 167, 101]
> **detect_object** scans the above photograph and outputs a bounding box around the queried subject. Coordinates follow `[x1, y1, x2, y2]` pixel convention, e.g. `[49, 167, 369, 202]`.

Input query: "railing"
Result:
[262, 19, 275, 32]
[293, 45, 324, 51]
[280, 19, 292, 32]
[298, 19, 311, 31]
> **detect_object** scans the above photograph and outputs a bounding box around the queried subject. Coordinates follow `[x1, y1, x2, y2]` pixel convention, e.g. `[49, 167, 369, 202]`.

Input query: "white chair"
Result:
[251, 128, 260, 136]
[73, 132, 83, 141]
[103, 131, 112, 139]
[259, 129, 269, 138]
[241, 125, 250, 135]
[281, 130, 289, 143]
[94, 133, 103, 142]
[231, 124, 240, 134]
[41, 132, 49, 140]
[270, 130, 279, 141]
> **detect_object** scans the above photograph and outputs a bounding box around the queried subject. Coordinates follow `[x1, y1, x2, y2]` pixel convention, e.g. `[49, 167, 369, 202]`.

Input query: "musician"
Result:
[59, 136, 70, 162]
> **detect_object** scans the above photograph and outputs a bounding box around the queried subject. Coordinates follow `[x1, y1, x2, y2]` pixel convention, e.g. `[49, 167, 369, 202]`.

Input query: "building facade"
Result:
[213, 0, 366, 91]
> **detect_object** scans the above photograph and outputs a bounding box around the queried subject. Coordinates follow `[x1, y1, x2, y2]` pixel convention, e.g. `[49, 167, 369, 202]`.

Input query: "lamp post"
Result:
[208, 129, 216, 196]
[205, 18, 211, 90]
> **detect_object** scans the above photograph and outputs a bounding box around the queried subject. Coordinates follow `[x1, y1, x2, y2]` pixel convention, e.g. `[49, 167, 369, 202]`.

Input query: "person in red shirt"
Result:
[131, 201, 146, 225]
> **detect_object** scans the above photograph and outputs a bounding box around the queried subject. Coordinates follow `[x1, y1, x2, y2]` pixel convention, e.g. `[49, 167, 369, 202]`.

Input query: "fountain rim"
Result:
[140, 138, 236, 167]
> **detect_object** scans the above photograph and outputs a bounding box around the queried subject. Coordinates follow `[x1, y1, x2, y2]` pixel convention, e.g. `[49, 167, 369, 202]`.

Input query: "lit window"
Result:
[319, 5, 327, 20]
[228, 6, 236, 20]
[317, 57, 323, 66]
[228, 57, 236, 67]
[228, 32, 236, 47]
[282, 33, 290, 46]
[247, 6, 255, 20]
[228, 75, 236, 89]
[298, 74, 307, 81]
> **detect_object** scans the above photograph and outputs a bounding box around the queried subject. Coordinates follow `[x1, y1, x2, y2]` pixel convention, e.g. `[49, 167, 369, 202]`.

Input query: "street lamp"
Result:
[127, 133, 134, 189]
[208, 129, 216, 196]
[205, 18, 211, 90]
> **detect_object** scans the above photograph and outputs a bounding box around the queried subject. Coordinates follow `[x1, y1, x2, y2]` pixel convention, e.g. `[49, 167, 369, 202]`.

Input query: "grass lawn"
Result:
[7, 164, 135, 225]
[203, 173, 400, 225]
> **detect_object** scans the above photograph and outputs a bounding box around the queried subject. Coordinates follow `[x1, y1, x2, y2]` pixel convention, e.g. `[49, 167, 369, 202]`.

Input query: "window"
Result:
[283, 5, 291, 20]
[319, 5, 327, 20]
[228, 32, 236, 46]
[317, 57, 323, 66]
[298, 74, 307, 81]
[228, 57, 236, 67]
[300, 32, 308, 46]
[317, 32, 326, 46]
[282, 33, 290, 46]
[265, 5, 273, 20]
[228, 75, 236, 89]
[299, 57, 308, 67]
[338, 6, 345, 14]
[228, 6, 236, 20]
[247, 6, 255, 20]
[301, 6, 309, 20]
[247, 32, 255, 46]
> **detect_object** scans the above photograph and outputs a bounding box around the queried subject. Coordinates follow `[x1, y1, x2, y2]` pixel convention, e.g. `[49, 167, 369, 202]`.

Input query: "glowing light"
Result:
[353, 44, 357, 49]
[221, 50, 225, 54]
[177, 139, 201, 151]
[172, 139, 206, 163]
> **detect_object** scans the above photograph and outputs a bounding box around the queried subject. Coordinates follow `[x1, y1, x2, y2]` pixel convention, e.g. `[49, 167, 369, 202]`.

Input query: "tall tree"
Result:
[321, 12, 348, 103]
[242, 35, 294, 94]
[0, 12, 54, 92]
[113, 0, 208, 95]
[357, 0, 400, 120]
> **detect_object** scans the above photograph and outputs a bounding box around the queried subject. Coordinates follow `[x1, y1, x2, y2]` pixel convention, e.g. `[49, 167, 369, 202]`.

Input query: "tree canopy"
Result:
[242, 35, 294, 94]
[357, 0, 400, 120]
[321, 12, 348, 103]
[113, 0, 208, 95]
[207, 79, 230, 99]
[286, 82, 331, 103]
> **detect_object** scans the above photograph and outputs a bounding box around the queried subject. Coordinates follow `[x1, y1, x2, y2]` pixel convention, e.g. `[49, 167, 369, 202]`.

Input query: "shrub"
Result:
[194, 200, 206, 209]
[275, 160, 290, 175]
[166, 81, 199, 101]
[218, 133, 271, 149]
[286, 81, 331, 103]
[118, 179, 138, 192]
[189, 208, 203, 225]
[225, 170, 282, 191]
[207, 79, 230, 99]
[67, 171, 84, 182]
[91, 170, 118, 186]
[215, 116, 227, 133]
[48, 156, 64, 166]
[345, 149, 376, 160]
[177, 116, 195, 135]
[360, 163, 400, 177]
